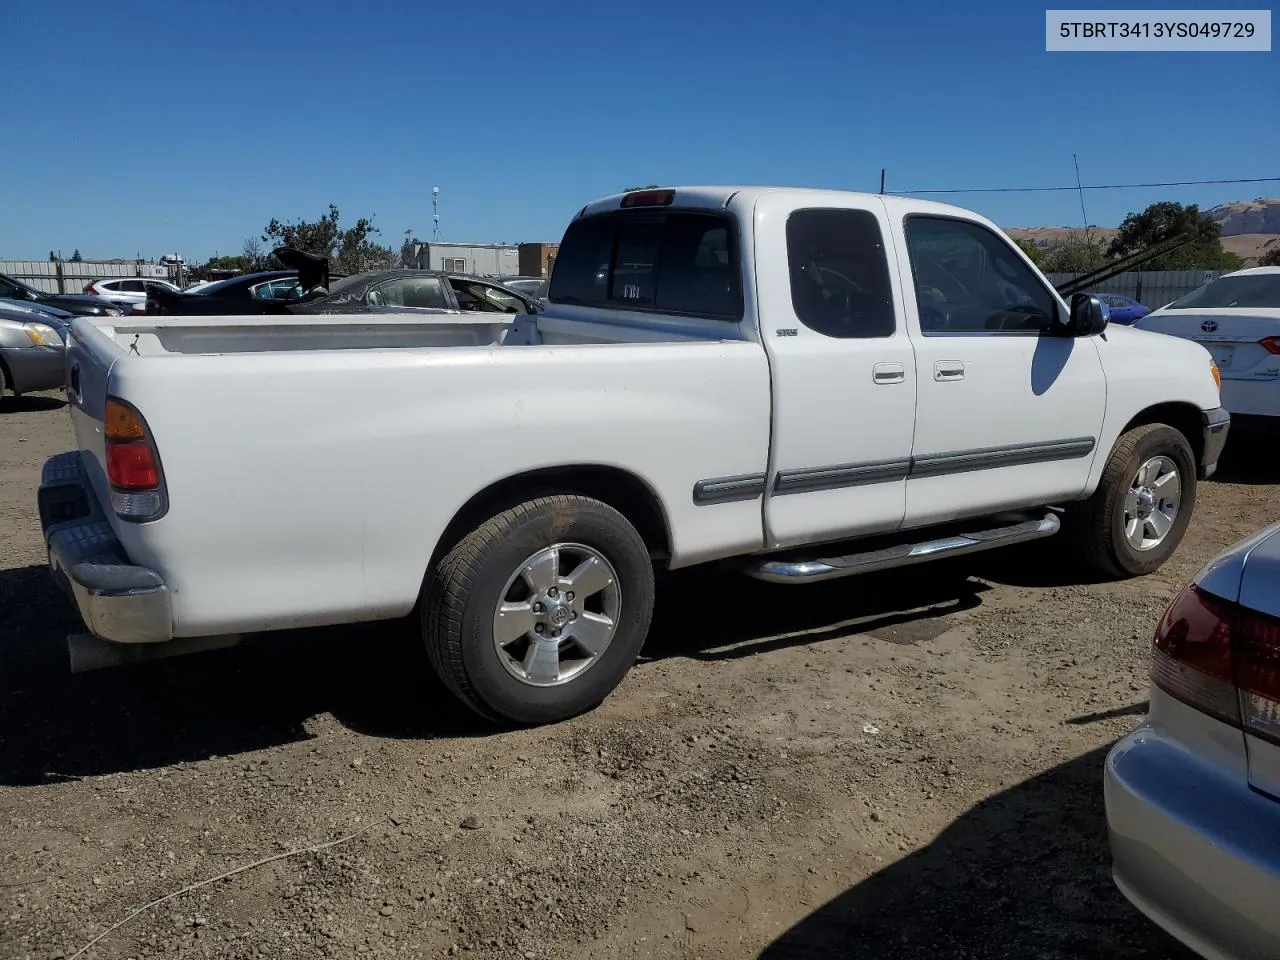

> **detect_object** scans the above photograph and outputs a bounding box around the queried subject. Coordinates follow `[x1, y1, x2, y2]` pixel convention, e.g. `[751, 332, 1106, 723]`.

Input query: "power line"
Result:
[891, 176, 1280, 195]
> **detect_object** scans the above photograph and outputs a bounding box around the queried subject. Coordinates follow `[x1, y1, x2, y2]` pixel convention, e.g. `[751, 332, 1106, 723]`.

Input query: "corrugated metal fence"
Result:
[1045, 269, 1223, 309]
[1, 260, 172, 294]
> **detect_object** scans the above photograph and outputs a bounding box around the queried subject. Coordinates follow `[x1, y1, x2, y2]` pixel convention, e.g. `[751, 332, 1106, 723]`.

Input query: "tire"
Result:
[422, 495, 655, 725]
[1067, 423, 1197, 578]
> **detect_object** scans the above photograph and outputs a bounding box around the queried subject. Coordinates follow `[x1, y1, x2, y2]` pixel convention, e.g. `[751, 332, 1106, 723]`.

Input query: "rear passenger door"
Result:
[757, 195, 917, 549]
[367, 276, 454, 313]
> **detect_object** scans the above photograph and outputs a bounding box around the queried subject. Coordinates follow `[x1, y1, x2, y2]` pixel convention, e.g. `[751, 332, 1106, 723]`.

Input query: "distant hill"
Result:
[1207, 198, 1280, 236]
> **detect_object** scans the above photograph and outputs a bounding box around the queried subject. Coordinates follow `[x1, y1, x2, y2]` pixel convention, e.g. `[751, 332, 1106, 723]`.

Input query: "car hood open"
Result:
[272, 247, 329, 293]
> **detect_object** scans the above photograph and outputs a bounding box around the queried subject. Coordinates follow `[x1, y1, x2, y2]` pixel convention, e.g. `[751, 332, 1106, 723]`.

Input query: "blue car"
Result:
[1099, 293, 1151, 325]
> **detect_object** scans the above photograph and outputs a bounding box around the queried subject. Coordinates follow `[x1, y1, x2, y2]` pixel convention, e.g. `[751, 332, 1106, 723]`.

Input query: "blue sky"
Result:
[2, 0, 1276, 262]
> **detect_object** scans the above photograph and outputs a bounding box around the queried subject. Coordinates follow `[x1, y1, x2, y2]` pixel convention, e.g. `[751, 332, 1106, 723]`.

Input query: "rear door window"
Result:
[785, 208, 896, 338]
[550, 211, 741, 319]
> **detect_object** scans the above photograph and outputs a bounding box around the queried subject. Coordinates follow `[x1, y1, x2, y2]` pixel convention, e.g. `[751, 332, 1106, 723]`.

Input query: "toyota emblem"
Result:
[1201, 319, 1219, 333]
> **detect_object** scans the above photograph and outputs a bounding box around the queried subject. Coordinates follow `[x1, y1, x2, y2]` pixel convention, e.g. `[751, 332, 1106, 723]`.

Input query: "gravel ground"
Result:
[3, 392, 1278, 960]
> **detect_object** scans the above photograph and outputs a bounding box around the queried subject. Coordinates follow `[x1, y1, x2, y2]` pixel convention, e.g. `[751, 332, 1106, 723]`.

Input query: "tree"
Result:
[1108, 201, 1241, 270]
[1042, 240, 1107, 274]
[202, 254, 252, 275]
[400, 229, 423, 268]
[70, 249, 82, 262]
[48, 251, 58, 262]
[262, 203, 398, 274]
[1012, 238, 1045, 268]
[1258, 246, 1280, 267]
[241, 236, 268, 271]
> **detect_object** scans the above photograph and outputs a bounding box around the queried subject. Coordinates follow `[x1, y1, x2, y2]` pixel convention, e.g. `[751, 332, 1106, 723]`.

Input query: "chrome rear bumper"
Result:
[37, 451, 172, 644]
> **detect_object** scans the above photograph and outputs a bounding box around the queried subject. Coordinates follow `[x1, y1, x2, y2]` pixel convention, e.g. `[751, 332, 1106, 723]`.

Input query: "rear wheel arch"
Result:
[427, 465, 673, 575]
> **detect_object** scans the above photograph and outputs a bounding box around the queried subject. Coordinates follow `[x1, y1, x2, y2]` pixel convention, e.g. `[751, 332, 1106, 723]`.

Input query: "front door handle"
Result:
[872, 362, 906, 385]
[934, 360, 965, 381]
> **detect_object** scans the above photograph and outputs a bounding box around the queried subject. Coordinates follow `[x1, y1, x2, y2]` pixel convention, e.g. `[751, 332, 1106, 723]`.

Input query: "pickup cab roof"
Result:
[575, 185, 999, 229]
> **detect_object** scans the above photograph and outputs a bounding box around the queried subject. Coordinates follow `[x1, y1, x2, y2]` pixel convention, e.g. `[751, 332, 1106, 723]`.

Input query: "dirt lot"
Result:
[3, 394, 1278, 960]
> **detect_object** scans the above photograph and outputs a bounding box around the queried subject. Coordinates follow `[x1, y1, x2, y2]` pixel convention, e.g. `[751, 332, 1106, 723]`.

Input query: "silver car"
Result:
[1106, 521, 1280, 960]
[0, 305, 67, 403]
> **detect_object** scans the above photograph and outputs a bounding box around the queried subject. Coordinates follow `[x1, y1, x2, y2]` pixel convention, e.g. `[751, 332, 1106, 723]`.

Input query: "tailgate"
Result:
[64, 317, 125, 516]
[1137, 309, 1280, 380]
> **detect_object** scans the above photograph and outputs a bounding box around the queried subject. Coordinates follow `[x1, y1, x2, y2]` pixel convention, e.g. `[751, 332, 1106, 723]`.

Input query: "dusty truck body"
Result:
[39, 186, 1227, 724]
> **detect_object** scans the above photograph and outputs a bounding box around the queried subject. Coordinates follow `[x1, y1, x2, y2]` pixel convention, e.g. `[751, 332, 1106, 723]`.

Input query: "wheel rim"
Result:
[491, 542, 622, 687]
[1123, 455, 1181, 552]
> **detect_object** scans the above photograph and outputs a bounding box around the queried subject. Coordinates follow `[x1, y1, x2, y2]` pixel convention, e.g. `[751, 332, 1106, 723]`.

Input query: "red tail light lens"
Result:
[102, 398, 166, 520]
[1152, 585, 1241, 725]
[106, 443, 160, 489]
[1152, 582, 1280, 740]
[1258, 336, 1280, 355]
[620, 189, 675, 208]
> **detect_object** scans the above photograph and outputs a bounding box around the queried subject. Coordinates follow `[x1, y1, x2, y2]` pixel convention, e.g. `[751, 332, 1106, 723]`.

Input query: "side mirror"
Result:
[1068, 293, 1109, 337]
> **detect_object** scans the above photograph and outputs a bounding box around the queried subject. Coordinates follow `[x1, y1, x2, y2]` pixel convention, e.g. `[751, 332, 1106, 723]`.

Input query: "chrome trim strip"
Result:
[746, 513, 1061, 583]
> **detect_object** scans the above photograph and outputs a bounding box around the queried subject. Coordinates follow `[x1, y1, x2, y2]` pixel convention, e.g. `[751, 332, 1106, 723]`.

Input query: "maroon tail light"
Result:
[1152, 585, 1241, 725]
[1258, 336, 1280, 356]
[1152, 582, 1280, 741]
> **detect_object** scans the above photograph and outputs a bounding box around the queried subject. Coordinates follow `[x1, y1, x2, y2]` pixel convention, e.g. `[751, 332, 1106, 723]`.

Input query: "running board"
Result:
[744, 512, 1061, 584]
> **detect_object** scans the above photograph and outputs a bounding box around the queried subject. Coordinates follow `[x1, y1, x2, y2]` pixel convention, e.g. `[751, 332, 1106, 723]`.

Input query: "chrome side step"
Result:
[744, 512, 1060, 584]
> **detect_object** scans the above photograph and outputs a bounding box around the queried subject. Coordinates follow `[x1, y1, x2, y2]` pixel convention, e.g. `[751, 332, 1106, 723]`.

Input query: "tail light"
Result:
[1153, 583, 1280, 743]
[1258, 336, 1280, 355]
[104, 398, 167, 520]
[84, 283, 96, 294]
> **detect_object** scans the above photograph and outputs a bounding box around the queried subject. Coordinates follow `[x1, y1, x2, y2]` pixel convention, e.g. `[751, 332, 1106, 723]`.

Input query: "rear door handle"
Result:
[872, 362, 905, 385]
[934, 360, 965, 381]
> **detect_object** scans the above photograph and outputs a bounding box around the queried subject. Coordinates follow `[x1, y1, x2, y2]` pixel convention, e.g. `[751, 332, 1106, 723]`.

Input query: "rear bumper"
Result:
[1105, 726, 1280, 960]
[1200, 406, 1231, 478]
[1220, 379, 1280, 419]
[37, 451, 172, 644]
[1, 346, 65, 395]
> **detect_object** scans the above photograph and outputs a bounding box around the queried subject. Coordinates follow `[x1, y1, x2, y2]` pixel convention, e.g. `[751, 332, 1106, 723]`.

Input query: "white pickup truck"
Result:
[39, 186, 1229, 724]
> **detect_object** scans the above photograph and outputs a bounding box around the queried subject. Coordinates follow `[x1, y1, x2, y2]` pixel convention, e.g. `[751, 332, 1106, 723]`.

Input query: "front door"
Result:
[757, 195, 917, 549]
[887, 212, 1106, 527]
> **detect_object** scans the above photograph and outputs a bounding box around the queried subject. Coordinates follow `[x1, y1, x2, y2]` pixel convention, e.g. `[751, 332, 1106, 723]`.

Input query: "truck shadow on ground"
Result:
[758, 743, 1193, 960]
[0, 559, 1003, 783]
[1210, 441, 1280, 486]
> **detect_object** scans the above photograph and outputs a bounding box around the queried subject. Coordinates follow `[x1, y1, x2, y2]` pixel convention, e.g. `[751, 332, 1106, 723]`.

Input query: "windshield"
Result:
[1167, 273, 1280, 310]
[323, 274, 367, 297]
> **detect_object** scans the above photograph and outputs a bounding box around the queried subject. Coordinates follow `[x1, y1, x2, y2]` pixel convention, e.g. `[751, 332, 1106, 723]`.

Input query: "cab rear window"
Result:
[549, 211, 741, 320]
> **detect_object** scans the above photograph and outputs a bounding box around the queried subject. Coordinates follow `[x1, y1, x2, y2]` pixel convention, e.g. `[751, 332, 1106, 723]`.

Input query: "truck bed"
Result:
[60, 307, 771, 638]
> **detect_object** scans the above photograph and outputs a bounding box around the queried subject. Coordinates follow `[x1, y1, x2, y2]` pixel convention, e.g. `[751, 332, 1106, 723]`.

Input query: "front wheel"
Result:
[1067, 423, 1197, 578]
[421, 495, 655, 725]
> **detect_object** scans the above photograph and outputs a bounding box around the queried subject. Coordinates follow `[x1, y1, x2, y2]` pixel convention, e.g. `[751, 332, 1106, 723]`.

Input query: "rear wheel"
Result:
[422, 495, 655, 724]
[1068, 423, 1197, 578]
[0, 363, 9, 405]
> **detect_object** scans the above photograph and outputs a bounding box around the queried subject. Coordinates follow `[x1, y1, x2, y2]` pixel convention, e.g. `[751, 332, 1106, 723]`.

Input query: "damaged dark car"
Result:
[147, 248, 541, 318]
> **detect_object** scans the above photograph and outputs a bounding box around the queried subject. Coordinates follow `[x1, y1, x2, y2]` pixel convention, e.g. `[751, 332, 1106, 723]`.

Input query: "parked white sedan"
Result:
[1135, 267, 1280, 432]
[84, 277, 180, 315]
[1106, 521, 1280, 960]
